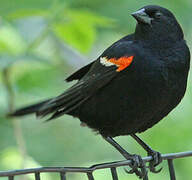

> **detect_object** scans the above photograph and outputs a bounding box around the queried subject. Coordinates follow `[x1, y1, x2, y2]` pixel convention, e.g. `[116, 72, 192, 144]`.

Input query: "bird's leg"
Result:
[131, 134, 162, 173]
[103, 136, 148, 179]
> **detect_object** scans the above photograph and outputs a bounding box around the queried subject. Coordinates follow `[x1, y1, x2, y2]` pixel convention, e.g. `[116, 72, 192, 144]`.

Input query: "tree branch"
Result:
[2, 68, 28, 173]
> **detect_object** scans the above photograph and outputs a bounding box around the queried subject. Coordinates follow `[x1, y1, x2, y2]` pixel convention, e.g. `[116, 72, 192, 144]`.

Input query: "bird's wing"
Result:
[65, 61, 95, 82]
[65, 34, 134, 82]
[37, 39, 136, 120]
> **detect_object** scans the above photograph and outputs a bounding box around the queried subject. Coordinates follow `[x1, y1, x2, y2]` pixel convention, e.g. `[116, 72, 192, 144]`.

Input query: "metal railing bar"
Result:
[163, 151, 192, 160]
[8, 176, 14, 180]
[143, 175, 149, 180]
[110, 167, 118, 180]
[35, 172, 40, 180]
[87, 172, 94, 180]
[168, 159, 176, 180]
[141, 166, 148, 180]
[60, 172, 66, 180]
[0, 151, 191, 177]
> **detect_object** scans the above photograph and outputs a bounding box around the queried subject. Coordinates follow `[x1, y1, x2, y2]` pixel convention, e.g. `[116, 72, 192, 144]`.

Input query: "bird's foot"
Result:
[147, 150, 162, 173]
[124, 154, 148, 179]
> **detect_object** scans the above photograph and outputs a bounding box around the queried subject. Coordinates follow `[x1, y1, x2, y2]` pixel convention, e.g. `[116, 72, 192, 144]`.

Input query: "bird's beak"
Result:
[131, 8, 152, 25]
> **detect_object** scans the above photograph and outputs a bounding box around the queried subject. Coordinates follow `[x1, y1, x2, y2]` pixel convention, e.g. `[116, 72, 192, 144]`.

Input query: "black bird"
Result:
[10, 5, 190, 178]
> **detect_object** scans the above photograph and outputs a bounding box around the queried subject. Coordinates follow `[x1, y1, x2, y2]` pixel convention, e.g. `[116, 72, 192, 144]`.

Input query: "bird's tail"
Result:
[9, 82, 87, 120]
[8, 99, 51, 117]
[9, 79, 88, 120]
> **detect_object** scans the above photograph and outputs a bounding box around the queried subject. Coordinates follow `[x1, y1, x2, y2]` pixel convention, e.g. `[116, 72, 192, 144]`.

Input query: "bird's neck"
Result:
[134, 24, 184, 49]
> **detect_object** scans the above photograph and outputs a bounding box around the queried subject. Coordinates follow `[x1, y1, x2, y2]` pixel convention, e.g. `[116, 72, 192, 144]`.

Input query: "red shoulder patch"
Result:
[108, 56, 134, 72]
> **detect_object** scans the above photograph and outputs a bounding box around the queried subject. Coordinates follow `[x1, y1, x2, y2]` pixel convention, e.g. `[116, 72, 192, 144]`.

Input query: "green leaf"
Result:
[53, 10, 114, 53]
[0, 0, 54, 17]
[53, 22, 96, 53]
[67, 10, 114, 27]
[12, 63, 63, 93]
[6, 9, 49, 20]
[0, 147, 51, 179]
[0, 23, 26, 55]
[0, 53, 50, 70]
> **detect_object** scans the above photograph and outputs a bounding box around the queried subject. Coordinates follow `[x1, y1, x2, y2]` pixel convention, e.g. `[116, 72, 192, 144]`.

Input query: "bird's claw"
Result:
[148, 151, 162, 173]
[124, 154, 148, 179]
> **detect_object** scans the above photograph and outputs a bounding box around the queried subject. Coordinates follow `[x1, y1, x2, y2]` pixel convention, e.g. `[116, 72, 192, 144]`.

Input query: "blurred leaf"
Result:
[10, 60, 65, 94]
[53, 10, 114, 53]
[67, 10, 114, 27]
[54, 22, 96, 53]
[0, 0, 53, 17]
[0, 23, 26, 55]
[6, 9, 49, 20]
[0, 53, 50, 70]
[1, 148, 22, 169]
[0, 54, 18, 69]
[0, 147, 51, 179]
[15, 66, 59, 91]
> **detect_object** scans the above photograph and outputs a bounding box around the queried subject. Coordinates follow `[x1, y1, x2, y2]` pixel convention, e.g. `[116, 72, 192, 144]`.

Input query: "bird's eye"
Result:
[155, 12, 162, 18]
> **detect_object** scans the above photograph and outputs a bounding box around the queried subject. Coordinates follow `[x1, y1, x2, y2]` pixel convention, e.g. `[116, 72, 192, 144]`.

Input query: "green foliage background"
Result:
[0, 0, 192, 179]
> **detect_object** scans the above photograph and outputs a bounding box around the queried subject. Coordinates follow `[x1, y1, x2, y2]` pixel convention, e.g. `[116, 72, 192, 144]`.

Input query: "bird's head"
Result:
[132, 5, 184, 45]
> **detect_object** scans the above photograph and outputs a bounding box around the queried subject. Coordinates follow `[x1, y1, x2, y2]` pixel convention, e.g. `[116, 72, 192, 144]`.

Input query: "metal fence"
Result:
[0, 151, 192, 180]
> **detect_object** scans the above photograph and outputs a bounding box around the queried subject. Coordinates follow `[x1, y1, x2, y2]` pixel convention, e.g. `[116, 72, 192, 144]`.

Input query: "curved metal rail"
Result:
[0, 151, 192, 180]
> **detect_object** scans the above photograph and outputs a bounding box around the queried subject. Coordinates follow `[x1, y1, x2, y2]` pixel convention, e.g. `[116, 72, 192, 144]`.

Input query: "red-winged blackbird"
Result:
[10, 5, 190, 178]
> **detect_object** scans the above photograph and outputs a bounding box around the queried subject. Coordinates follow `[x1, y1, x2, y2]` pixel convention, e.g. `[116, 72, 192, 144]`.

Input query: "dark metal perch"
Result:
[0, 151, 192, 180]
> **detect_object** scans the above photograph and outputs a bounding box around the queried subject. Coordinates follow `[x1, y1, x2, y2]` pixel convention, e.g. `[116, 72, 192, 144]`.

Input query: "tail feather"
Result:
[36, 90, 82, 117]
[10, 82, 87, 120]
[47, 97, 88, 121]
[37, 93, 82, 118]
[8, 99, 51, 117]
[36, 82, 86, 119]
[37, 83, 83, 113]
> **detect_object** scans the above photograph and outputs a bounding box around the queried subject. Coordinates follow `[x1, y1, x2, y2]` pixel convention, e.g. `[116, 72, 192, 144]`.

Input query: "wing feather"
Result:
[36, 65, 117, 119]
